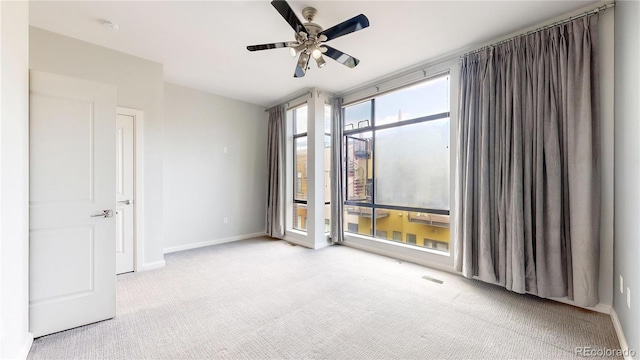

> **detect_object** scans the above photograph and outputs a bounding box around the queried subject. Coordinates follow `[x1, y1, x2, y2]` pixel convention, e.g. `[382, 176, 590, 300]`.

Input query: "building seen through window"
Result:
[291, 104, 332, 233]
[343, 74, 451, 253]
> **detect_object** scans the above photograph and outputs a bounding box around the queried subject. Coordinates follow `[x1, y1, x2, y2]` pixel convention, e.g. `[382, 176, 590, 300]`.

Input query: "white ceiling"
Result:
[30, 0, 599, 107]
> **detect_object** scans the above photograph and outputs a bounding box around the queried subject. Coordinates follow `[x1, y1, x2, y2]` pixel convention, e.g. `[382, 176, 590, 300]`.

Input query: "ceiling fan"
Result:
[247, 0, 370, 78]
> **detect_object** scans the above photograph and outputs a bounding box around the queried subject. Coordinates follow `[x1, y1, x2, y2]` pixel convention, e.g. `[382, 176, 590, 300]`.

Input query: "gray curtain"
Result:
[330, 98, 345, 243]
[266, 105, 286, 239]
[455, 15, 600, 307]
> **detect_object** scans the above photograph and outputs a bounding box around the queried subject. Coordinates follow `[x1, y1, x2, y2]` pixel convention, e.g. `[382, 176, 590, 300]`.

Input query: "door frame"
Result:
[116, 107, 145, 272]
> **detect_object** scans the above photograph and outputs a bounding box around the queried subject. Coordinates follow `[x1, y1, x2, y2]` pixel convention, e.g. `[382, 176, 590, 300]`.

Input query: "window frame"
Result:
[323, 103, 331, 233]
[342, 73, 451, 251]
[292, 105, 308, 231]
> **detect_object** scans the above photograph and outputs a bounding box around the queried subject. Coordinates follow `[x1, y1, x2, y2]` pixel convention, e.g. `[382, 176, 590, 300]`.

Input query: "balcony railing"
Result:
[346, 207, 389, 219]
[407, 213, 450, 228]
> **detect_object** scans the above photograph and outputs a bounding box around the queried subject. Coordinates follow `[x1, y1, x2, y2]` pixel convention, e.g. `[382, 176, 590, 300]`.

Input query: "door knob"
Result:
[91, 210, 114, 218]
[117, 199, 131, 205]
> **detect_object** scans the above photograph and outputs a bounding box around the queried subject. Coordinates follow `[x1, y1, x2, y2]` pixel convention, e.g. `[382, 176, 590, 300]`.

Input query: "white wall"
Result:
[0, 1, 31, 359]
[29, 27, 166, 268]
[163, 83, 267, 252]
[614, 0, 640, 355]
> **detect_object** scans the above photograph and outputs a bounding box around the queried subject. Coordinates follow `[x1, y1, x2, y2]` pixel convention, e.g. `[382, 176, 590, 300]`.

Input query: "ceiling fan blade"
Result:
[318, 14, 369, 42]
[247, 42, 293, 52]
[271, 0, 308, 35]
[323, 46, 360, 68]
[294, 55, 310, 78]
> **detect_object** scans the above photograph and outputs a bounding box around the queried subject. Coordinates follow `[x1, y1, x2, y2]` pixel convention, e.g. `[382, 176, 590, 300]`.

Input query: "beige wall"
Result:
[0, 1, 31, 359]
[29, 27, 166, 267]
[163, 83, 267, 251]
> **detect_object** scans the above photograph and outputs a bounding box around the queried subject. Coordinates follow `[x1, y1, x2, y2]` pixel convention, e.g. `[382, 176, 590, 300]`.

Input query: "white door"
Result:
[29, 71, 117, 337]
[116, 112, 134, 274]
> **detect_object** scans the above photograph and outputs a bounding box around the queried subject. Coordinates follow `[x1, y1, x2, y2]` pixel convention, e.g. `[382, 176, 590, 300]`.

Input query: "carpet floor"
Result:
[28, 238, 622, 359]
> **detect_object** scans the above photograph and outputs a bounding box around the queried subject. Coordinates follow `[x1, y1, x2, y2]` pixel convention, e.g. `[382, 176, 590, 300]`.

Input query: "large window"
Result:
[343, 74, 451, 253]
[291, 104, 332, 233]
[324, 103, 331, 233]
[293, 105, 308, 231]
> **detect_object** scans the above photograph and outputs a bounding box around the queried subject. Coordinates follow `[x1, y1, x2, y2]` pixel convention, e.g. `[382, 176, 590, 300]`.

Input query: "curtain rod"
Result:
[264, 89, 335, 113]
[340, 2, 614, 102]
[264, 91, 312, 113]
[463, 2, 615, 57]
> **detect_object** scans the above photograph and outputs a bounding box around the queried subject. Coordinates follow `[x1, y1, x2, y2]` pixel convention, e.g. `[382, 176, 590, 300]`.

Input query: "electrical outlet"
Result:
[627, 288, 631, 309]
[223, 217, 228, 224]
[620, 275, 624, 294]
[223, 146, 228, 154]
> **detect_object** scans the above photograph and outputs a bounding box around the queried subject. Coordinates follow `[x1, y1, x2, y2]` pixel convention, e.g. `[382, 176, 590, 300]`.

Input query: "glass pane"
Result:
[344, 100, 371, 132]
[344, 206, 372, 236]
[375, 75, 449, 126]
[374, 210, 450, 253]
[294, 136, 307, 201]
[375, 119, 450, 210]
[324, 204, 331, 233]
[293, 203, 307, 231]
[294, 105, 308, 135]
[345, 132, 372, 202]
[324, 103, 332, 134]
[324, 135, 331, 203]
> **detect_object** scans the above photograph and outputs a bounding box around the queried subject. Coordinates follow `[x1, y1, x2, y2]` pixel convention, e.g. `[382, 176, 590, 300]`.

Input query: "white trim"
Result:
[116, 107, 145, 273]
[343, 236, 456, 275]
[610, 308, 633, 360]
[141, 260, 165, 271]
[283, 228, 314, 249]
[548, 297, 611, 314]
[16, 332, 33, 360]
[283, 235, 314, 249]
[163, 232, 267, 254]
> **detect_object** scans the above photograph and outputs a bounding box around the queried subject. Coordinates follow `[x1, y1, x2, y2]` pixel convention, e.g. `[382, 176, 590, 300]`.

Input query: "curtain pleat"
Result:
[266, 105, 286, 239]
[455, 15, 600, 307]
[330, 98, 345, 243]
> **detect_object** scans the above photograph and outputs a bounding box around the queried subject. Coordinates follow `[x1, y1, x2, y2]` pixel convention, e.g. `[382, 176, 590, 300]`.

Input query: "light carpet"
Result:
[28, 238, 622, 359]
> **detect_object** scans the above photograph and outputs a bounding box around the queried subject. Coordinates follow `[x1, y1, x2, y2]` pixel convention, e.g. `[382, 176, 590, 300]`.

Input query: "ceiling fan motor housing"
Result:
[302, 7, 318, 23]
[295, 7, 323, 45]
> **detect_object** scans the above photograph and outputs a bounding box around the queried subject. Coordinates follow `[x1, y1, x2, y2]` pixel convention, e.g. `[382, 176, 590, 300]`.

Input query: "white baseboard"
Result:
[610, 308, 633, 360]
[282, 236, 314, 249]
[592, 303, 613, 314]
[550, 297, 612, 314]
[343, 238, 455, 275]
[163, 232, 266, 254]
[17, 332, 34, 360]
[141, 259, 166, 271]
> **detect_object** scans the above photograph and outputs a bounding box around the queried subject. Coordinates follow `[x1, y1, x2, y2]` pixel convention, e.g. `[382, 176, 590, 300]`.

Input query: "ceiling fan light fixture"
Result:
[315, 55, 326, 68]
[311, 47, 322, 59]
[297, 52, 310, 68]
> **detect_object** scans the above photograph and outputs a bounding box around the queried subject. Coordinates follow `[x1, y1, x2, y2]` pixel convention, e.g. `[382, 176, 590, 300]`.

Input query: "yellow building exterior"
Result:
[344, 207, 450, 251]
[344, 136, 450, 252]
